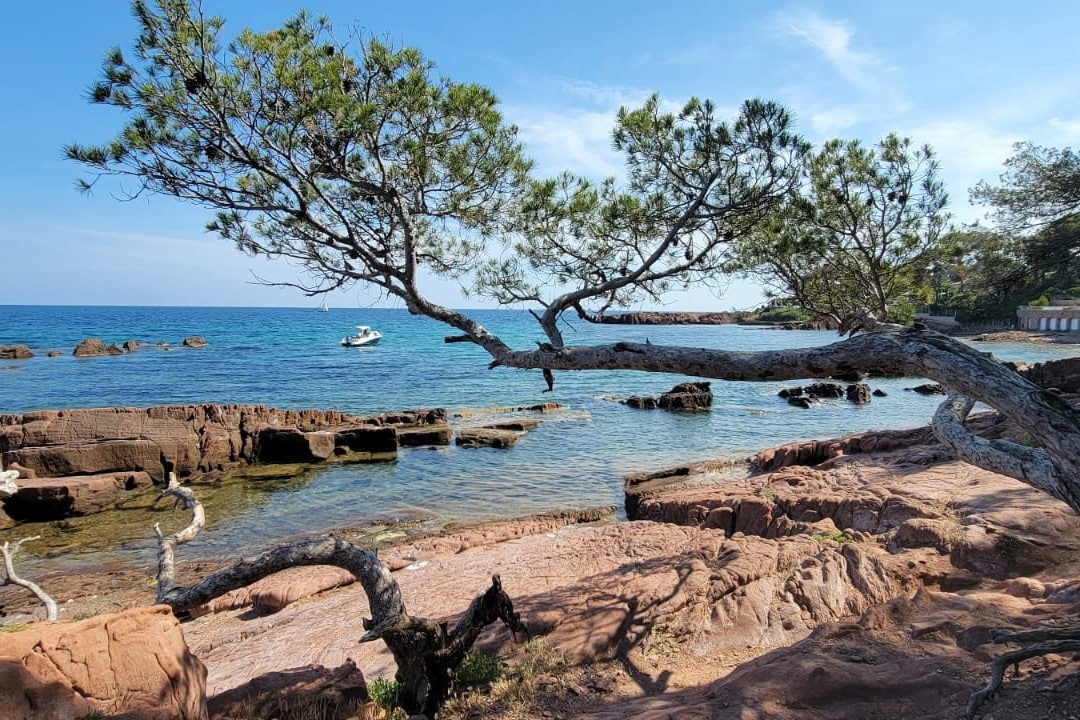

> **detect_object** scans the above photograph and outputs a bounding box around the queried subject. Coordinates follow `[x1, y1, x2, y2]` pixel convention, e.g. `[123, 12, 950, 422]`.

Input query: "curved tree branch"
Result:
[482, 328, 1080, 513]
[1, 536, 58, 621]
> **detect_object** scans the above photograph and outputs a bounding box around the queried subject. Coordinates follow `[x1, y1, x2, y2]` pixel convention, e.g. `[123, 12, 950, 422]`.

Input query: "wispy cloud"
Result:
[508, 105, 624, 179]
[904, 119, 1023, 221]
[776, 9, 893, 97]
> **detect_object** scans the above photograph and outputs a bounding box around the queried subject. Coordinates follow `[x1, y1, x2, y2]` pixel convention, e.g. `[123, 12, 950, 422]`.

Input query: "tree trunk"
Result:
[485, 327, 1080, 514]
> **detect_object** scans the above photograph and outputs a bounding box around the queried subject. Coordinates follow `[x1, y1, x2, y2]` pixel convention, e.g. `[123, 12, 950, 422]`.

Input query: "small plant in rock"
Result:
[811, 531, 851, 544]
[762, 488, 777, 502]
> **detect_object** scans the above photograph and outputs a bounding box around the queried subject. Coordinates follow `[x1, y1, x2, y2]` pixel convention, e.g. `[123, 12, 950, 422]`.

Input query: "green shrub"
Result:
[1029, 294, 1051, 306]
[367, 677, 402, 713]
[456, 650, 505, 686]
[757, 305, 810, 322]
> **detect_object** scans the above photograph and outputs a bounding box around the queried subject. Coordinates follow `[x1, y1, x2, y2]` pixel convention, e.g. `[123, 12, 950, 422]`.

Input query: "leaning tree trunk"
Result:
[152, 477, 526, 717]
[480, 325, 1080, 515]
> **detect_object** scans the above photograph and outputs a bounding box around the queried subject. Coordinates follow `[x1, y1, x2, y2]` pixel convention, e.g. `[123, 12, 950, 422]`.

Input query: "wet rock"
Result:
[455, 427, 522, 448]
[73, 337, 124, 357]
[3, 471, 154, 521]
[627, 381, 713, 411]
[397, 425, 453, 447]
[182, 336, 208, 348]
[845, 383, 871, 405]
[907, 383, 945, 395]
[0, 344, 33, 359]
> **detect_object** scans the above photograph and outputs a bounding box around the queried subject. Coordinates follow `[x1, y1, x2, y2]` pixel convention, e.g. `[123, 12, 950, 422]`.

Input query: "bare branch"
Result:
[154, 472, 206, 604]
[1, 536, 58, 621]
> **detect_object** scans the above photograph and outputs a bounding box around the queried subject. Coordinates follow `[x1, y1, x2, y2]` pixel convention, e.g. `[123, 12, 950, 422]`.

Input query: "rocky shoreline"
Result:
[4, 357, 1080, 719]
[4, 413, 1080, 720]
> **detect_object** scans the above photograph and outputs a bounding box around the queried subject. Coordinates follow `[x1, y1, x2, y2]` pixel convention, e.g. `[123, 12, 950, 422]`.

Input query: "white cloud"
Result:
[774, 8, 902, 111]
[509, 106, 623, 179]
[904, 119, 1023, 222]
[808, 106, 861, 137]
[1048, 117, 1080, 140]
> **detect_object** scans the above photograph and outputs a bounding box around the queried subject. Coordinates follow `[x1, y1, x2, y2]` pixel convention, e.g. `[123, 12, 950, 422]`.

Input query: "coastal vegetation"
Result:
[58, 0, 1080, 716]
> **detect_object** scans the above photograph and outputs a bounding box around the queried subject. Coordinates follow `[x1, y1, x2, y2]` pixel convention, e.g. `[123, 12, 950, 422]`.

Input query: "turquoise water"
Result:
[1, 306, 1077, 570]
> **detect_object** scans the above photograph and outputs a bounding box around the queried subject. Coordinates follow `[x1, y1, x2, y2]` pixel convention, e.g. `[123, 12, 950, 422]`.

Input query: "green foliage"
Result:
[476, 95, 809, 329]
[762, 488, 777, 502]
[732, 133, 949, 325]
[1030, 294, 1051, 306]
[811, 531, 850, 544]
[756, 305, 809, 322]
[68, 0, 531, 304]
[972, 141, 1080, 231]
[367, 677, 402, 713]
[456, 650, 505, 686]
[0, 623, 30, 633]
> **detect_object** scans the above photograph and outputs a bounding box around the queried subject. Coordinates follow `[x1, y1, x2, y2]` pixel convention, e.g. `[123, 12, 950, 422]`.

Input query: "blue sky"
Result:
[1, 1, 1077, 309]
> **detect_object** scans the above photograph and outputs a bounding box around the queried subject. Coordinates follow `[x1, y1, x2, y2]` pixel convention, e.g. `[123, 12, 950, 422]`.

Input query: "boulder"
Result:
[208, 661, 366, 720]
[845, 383, 872, 405]
[779, 382, 846, 407]
[0, 344, 33, 359]
[73, 338, 124, 357]
[122, 339, 142, 352]
[626, 382, 713, 411]
[907, 383, 945, 395]
[182, 336, 208, 348]
[191, 565, 357, 617]
[0, 605, 208, 720]
[397, 425, 454, 447]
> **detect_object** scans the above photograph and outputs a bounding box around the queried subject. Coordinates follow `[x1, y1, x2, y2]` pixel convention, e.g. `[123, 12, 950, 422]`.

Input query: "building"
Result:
[1017, 300, 1080, 331]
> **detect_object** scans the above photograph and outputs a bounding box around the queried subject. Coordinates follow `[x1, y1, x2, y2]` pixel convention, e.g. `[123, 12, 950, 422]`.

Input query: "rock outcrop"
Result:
[73, 337, 124, 357]
[0, 404, 449, 520]
[0, 605, 207, 720]
[626, 381, 713, 411]
[0, 344, 33, 359]
[595, 311, 734, 325]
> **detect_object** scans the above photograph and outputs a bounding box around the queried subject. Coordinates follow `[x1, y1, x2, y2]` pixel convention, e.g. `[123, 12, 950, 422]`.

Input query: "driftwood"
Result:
[153, 473, 525, 717]
[1, 536, 57, 621]
[0, 458, 18, 498]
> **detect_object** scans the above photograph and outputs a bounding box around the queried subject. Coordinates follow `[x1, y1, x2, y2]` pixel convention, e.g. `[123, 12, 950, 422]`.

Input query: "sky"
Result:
[1, 1, 1077, 310]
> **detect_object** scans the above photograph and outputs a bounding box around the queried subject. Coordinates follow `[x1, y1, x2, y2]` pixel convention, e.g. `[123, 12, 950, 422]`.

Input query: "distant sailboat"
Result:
[318, 298, 330, 312]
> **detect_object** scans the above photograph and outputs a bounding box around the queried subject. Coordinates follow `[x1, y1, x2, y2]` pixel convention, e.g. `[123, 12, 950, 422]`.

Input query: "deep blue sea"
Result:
[2, 305, 1078, 572]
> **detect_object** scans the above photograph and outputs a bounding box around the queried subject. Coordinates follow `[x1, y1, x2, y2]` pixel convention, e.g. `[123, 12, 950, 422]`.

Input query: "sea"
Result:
[1, 305, 1078, 574]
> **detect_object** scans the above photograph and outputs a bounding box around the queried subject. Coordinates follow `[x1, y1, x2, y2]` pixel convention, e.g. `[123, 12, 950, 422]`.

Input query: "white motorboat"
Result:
[341, 325, 382, 347]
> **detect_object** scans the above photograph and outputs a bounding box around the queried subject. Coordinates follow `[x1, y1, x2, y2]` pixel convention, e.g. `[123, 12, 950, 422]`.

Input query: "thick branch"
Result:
[933, 393, 1065, 502]
[1, 537, 58, 621]
[486, 328, 1080, 513]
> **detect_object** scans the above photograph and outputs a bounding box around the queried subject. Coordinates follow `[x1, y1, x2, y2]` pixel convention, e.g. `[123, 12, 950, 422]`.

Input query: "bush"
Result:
[456, 650, 505, 686]
[757, 305, 810, 322]
[367, 678, 402, 713]
[1030, 295, 1051, 306]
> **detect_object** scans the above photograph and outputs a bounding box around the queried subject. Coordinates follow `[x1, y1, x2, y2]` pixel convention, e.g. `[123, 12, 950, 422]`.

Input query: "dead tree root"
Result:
[966, 626, 1080, 719]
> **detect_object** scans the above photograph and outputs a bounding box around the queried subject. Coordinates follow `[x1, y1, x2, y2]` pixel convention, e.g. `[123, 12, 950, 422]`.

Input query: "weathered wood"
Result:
[1, 536, 58, 621]
[153, 476, 523, 716]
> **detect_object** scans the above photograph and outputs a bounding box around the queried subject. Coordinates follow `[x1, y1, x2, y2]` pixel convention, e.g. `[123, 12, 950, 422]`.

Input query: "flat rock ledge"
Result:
[0, 404, 447, 522]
